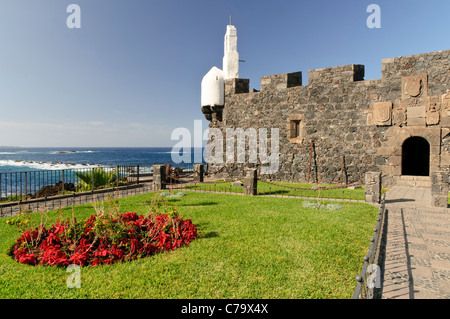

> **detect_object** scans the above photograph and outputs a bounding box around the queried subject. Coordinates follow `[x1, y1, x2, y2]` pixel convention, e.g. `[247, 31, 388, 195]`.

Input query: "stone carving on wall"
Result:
[426, 96, 441, 126]
[368, 74, 447, 128]
[406, 105, 426, 126]
[404, 77, 423, 97]
[429, 96, 441, 112]
[373, 102, 392, 126]
[402, 74, 428, 108]
[426, 111, 440, 126]
[443, 92, 450, 117]
[392, 107, 406, 126]
[402, 74, 427, 99]
[442, 92, 450, 127]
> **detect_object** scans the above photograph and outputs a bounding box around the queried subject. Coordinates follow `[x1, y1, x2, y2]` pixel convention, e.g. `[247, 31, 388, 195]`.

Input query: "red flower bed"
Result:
[11, 211, 198, 267]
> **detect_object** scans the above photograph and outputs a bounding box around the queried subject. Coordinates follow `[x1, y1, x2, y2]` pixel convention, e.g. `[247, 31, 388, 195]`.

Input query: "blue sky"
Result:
[0, 0, 448, 147]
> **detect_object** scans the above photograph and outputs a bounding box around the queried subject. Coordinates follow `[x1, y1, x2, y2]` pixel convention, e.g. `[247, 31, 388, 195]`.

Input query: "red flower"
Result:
[69, 251, 89, 266]
[130, 238, 139, 254]
[18, 253, 38, 265]
[46, 232, 61, 245]
[12, 211, 198, 267]
[110, 245, 125, 260]
[92, 258, 102, 266]
[94, 249, 109, 257]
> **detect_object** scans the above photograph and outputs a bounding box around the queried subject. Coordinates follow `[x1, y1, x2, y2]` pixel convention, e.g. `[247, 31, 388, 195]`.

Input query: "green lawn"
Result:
[0, 191, 378, 299]
[184, 181, 386, 201]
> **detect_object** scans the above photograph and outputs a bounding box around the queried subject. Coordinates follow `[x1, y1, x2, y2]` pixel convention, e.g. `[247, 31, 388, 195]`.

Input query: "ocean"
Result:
[0, 147, 204, 174]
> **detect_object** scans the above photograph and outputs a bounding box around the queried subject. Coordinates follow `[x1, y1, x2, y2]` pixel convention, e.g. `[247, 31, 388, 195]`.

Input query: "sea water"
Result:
[0, 147, 204, 173]
[0, 147, 204, 197]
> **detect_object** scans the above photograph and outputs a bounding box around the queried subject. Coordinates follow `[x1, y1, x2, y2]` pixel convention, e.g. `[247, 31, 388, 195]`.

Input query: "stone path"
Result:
[382, 186, 450, 299]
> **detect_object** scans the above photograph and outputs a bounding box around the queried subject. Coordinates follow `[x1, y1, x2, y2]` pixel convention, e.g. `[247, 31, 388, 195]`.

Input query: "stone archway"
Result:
[380, 127, 442, 186]
[401, 136, 430, 176]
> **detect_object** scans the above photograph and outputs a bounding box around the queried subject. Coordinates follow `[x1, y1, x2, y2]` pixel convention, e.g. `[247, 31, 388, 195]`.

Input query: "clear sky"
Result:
[0, 0, 449, 147]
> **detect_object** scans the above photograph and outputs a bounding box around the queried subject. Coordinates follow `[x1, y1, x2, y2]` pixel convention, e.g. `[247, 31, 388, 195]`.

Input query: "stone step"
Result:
[399, 175, 431, 181]
[396, 175, 431, 187]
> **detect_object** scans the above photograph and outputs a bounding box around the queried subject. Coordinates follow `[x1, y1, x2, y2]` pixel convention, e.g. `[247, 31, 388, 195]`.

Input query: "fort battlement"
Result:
[222, 50, 449, 97]
[206, 49, 450, 188]
[308, 64, 365, 85]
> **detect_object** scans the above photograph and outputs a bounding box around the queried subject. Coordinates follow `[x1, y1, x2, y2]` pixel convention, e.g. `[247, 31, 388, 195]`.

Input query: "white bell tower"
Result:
[223, 18, 239, 79]
[201, 18, 240, 121]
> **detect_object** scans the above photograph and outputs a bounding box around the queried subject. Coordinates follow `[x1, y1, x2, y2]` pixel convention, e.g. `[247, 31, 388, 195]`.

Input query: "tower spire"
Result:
[223, 22, 239, 79]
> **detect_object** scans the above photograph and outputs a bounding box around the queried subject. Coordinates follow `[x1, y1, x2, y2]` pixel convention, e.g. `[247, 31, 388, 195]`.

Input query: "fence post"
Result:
[244, 168, 258, 196]
[193, 164, 204, 183]
[116, 165, 120, 188]
[152, 165, 166, 191]
[365, 172, 381, 204]
[137, 165, 140, 185]
[24, 172, 28, 200]
[431, 171, 449, 208]
[92, 168, 95, 192]
[62, 170, 65, 195]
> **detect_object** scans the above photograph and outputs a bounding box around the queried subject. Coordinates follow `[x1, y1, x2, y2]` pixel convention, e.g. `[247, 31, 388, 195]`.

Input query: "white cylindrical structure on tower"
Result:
[223, 25, 239, 79]
[201, 66, 225, 108]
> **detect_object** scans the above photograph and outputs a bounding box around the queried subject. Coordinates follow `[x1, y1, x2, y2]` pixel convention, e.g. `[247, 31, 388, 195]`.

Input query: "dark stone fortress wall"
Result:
[205, 49, 450, 187]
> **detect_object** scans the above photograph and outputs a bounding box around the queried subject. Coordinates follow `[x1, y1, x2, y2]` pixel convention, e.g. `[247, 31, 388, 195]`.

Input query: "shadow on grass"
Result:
[144, 198, 183, 205]
[180, 201, 218, 207]
[194, 222, 219, 239]
[257, 189, 290, 195]
[199, 231, 219, 239]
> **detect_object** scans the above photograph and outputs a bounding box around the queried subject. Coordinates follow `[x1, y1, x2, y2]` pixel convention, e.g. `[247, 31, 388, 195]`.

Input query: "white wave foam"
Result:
[0, 160, 101, 171]
[49, 150, 95, 154]
[0, 150, 96, 155]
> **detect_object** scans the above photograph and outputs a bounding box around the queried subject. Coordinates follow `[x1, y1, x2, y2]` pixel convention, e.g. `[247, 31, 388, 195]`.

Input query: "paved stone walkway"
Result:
[382, 186, 450, 299]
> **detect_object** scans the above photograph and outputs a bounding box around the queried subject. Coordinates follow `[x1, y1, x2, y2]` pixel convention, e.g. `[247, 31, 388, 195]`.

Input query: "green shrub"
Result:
[74, 168, 118, 191]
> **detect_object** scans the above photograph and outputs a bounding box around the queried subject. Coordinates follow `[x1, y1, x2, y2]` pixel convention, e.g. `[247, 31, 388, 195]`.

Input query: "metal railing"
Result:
[0, 163, 193, 204]
[352, 193, 387, 299]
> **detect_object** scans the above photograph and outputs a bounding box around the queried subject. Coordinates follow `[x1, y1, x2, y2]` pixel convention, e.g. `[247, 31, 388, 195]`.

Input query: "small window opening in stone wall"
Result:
[288, 114, 305, 144]
[290, 120, 301, 138]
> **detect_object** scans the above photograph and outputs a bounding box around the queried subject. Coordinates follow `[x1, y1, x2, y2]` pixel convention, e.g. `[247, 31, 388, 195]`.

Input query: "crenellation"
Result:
[202, 24, 449, 188]
[260, 72, 302, 92]
[308, 64, 365, 86]
[224, 78, 250, 96]
[381, 50, 450, 86]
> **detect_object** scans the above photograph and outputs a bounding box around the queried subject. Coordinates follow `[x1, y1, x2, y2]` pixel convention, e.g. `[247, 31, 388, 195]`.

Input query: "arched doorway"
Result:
[401, 136, 430, 176]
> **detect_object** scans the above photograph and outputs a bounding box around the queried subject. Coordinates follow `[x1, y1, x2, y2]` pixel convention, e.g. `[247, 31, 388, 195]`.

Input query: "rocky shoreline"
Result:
[3, 159, 101, 170]
[30, 181, 77, 198]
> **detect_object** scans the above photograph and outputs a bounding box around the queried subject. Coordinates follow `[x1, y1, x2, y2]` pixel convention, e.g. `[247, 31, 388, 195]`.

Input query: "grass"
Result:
[0, 195, 25, 203]
[184, 180, 388, 201]
[0, 191, 379, 299]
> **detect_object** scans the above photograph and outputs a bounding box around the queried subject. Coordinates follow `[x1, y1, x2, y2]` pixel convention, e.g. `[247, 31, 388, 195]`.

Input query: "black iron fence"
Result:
[0, 163, 193, 203]
[0, 162, 195, 217]
[352, 194, 387, 299]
